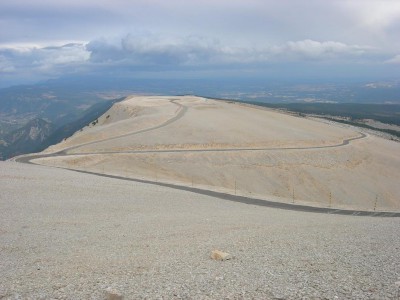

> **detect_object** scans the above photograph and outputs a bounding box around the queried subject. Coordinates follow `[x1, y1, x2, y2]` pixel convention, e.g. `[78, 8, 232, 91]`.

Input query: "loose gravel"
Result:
[1, 161, 399, 299]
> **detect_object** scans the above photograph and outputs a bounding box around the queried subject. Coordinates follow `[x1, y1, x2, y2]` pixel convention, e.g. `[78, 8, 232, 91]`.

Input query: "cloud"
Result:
[0, 55, 15, 72]
[385, 54, 400, 64]
[0, 33, 395, 85]
[0, 43, 90, 75]
[340, 0, 400, 32]
[275, 40, 372, 59]
[34, 43, 90, 70]
[1, 1, 399, 87]
[86, 35, 377, 68]
[2, 0, 400, 50]
[87, 35, 237, 67]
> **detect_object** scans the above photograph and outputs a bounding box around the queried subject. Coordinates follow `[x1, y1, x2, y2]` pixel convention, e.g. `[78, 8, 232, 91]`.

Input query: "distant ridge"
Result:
[36, 97, 126, 154]
[0, 118, 54, 160]
[0, 97, 125, 160]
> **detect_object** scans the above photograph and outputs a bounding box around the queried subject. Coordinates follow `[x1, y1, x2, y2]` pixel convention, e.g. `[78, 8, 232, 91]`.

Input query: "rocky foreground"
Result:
[1, 161, 399, 299]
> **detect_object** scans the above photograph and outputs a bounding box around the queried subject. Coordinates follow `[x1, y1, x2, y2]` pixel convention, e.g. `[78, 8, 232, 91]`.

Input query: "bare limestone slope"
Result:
[1, 161, 400, 299]
[34, 95, 400, 211]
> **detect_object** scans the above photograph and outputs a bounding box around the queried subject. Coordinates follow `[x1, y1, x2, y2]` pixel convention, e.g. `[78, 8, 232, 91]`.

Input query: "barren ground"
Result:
[1, 162, 399, 299]
[3, 95, 400, 298]
[35, 95, 400, 211]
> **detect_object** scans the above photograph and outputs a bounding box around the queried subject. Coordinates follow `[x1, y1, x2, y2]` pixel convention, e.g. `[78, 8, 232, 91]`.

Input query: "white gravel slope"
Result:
[1, 161, 399, 299]
[37, 96, 400, 211]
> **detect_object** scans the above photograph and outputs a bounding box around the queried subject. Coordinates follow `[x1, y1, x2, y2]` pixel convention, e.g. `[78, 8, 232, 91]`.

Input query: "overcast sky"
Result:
[1, 0, 400, 87]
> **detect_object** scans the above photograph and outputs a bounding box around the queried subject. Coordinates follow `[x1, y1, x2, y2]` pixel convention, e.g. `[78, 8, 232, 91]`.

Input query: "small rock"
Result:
[210, 250, 232, 261]
[395, 281, 400, 287]
[105, 287, 123, 300]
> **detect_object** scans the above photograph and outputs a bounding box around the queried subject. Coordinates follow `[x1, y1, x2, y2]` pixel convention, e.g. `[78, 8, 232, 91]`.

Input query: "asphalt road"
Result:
[12, 100, 399, 217]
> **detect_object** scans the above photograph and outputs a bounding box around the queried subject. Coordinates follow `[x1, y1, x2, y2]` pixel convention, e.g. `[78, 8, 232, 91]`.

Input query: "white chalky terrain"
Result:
[3, 95, 400, 299]
[35, 95, 400, 211]
[1, 161, 399, 299]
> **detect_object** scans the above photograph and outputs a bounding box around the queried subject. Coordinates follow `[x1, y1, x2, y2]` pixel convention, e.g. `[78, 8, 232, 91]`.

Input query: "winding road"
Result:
[13, 100, 399, 217]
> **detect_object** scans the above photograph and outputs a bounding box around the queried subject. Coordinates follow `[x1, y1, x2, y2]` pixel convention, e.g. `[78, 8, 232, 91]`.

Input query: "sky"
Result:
[1, 0, 400, 87]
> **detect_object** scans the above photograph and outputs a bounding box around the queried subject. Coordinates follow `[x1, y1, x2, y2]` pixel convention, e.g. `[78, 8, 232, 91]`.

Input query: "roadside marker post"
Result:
[292, 187, 295, 204]
[234, 179, 237, 196]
